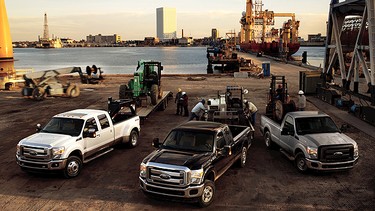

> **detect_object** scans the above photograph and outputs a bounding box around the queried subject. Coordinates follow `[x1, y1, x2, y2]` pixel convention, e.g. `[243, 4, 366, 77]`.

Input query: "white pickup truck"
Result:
[16, 98, 140, 178]
[260, 111, 359, 173]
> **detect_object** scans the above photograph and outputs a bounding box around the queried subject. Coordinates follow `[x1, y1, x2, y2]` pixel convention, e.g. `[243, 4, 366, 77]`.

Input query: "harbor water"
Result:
[13, 46, 325, 74]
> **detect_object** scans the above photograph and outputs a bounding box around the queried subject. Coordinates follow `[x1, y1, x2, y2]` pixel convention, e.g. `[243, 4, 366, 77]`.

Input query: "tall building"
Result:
[211, 28, 219, 41]
[156, 7, 177, 41]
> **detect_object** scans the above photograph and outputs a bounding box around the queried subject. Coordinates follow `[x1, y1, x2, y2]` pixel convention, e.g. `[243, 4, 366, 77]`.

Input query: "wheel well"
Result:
[263, 127, 269, 135]
[205, 170, 215, 182]
[294, 148, 304, 156]
[69, 150, 82, 160]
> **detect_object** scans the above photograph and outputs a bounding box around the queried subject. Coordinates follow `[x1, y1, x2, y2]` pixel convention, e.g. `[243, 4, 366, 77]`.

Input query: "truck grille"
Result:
[147, 163, 187, 187]
[20, 145, 51, 161]
[319, 144, 354, 162]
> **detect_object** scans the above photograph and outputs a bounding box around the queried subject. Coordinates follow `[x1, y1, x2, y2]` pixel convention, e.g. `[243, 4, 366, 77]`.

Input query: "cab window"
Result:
[98, 114, 110, 129]
[84, 118, 98, 132]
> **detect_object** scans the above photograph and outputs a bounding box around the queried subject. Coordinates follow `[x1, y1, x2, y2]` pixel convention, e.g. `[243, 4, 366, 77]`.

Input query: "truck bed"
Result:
[136, 91, 172, 120]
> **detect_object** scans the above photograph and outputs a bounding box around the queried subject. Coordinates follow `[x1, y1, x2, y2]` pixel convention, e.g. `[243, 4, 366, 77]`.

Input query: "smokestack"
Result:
[182, 29, 184, 38]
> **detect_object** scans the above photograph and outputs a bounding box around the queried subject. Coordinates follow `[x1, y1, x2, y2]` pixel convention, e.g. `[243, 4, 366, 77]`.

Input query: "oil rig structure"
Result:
[36, 13, 62, 48]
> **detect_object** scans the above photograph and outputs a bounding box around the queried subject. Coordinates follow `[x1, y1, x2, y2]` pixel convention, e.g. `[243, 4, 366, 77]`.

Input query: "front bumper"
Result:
[306, 156, 359, 171]
[140, 177, 204, 198]
[16, 155, 67, 171]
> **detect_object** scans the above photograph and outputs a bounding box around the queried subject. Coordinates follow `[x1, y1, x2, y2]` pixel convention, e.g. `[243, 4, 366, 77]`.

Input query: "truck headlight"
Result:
[353, 143, 359, 157]
[140, 163, 147, 178]
[306, 146, 318, 159]
[190, 169, 204, 184]
[52, 146, 65, 159]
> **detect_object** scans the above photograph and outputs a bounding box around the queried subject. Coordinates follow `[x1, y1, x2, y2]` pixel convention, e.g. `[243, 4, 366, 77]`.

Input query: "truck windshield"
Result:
[40, 117, 84, 136]
[295, 117, 340, 135]
[162, 130, 214, 152]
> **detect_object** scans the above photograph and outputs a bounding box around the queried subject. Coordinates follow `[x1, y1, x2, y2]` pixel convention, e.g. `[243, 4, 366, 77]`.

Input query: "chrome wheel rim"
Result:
[241, 147, 247, 165]
[202, 185, 213, 203]
[67, 160, 80, 176]
[131, 134, 137, 146]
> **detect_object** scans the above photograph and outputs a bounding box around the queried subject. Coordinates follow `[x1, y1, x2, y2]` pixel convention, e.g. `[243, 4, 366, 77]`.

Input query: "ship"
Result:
[239, 0, 300, 57]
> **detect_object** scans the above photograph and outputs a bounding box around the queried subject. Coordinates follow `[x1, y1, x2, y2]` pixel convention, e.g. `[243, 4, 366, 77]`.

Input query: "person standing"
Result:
[188, 99, 206, 121]
[182, 92, 189, 117]
[244, 100, 258, 126]
[297, 90, 306, 111]
[175, 88, 183, 115]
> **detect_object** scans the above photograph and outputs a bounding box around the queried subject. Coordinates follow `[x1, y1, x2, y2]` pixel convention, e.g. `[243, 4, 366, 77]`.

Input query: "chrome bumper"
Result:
[306, 156, 359, 171]
[140, 177, 204, 198]
[16, 155, 67, 170]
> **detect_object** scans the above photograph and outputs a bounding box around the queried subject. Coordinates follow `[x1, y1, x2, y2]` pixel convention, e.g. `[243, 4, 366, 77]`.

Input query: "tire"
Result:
[264, 131, 275, 149]
[150, 84, 158, 105]
[119, 84, 132, 99]
[197, 180, 215, 207]
[67, 85, 80, 97]
[295, 152, 308, 173]
[63, 156, 82, 178]
[32, 87, 45, 101]
[237, 146, 247, 168]
[127, 130, 139, 148]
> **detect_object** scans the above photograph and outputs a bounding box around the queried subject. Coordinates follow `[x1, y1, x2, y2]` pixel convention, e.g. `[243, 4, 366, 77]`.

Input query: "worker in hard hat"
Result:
[175, 88, 183, 115]
[188, 99, 206, 121]
[297, 90, 306, 111]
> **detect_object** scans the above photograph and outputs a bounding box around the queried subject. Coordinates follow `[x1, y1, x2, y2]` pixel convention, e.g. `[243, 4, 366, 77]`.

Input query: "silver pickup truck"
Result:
[260, 111, 359, 172]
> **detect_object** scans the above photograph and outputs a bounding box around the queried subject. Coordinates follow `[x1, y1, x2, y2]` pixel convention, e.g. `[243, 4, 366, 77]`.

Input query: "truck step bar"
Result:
[280, 149, 295, 161]
[84, 148, 114, 163]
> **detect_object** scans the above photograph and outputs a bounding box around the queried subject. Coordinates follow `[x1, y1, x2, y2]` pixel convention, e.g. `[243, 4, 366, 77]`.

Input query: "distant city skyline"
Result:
[5, 0, 331, 41]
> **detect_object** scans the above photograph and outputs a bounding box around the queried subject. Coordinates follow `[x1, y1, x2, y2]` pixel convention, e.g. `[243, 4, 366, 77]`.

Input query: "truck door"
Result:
[82, 117, 103, 158]
[214, 131, 233, 177]
[280, 115, 296, 154]
[97, 114, 114, 147]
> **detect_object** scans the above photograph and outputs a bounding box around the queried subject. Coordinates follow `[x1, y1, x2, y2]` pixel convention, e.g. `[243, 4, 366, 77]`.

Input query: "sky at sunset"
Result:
[5, 0, 331, 41]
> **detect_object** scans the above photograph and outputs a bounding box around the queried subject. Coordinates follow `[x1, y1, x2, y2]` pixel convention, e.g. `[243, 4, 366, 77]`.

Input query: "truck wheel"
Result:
[63, 156, 82, 178]
[67, 85, 80, 97]
[295, 152, 308, 173]
[119, 84, 131, 99]
[32, 87, 45, 101]
[127, 130, 138, 148]
[150, 84, 158, 105]
[264, 131, 275, 149]
[237, 146, 247, 168]
[198, 180, 215, 207]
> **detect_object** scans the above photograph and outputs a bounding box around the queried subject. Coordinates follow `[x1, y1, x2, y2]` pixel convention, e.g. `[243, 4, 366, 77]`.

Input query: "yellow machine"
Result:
[0, 0, 19, 90]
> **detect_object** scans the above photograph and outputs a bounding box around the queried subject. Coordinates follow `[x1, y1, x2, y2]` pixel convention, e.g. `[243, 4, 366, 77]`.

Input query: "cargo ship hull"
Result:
[240, 42, 300, 57]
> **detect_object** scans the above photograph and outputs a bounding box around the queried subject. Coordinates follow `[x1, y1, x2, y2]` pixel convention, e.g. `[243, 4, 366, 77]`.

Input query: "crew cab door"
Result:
[96, 114, 114, 147]
[82, 117, 105, 157]
[214, 130, 234, 177]
[280, 115, 296, 154]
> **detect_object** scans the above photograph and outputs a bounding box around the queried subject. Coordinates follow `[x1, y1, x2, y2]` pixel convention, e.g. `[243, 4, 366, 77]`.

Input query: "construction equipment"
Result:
[21, 67, 81, 101]
[119, 60, 163, 106]
[206, 86, 251, 126]
[265, 75, 296, 122]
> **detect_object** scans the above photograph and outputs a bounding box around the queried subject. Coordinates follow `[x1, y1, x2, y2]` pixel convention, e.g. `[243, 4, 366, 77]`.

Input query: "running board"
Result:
[280, 149, 295, 161]
[84, 148, 114, 163]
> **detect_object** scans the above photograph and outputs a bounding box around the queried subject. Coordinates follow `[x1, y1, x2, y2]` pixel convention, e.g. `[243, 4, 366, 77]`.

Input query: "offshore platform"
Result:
[36, 13, 62, 48]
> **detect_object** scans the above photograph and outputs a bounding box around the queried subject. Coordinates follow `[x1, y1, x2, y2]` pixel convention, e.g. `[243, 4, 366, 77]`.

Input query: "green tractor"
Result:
[119, 60, 163, 106]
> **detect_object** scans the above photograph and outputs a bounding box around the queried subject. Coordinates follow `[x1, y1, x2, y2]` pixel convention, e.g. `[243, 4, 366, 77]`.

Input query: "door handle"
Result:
[97, 134, 100, 137]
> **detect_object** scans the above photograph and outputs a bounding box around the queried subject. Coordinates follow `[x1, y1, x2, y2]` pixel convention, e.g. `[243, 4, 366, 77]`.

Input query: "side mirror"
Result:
[36, 123, 42, 132]
[217, 145, 232, 156]
[152, 138, 160, 148]
[281, 128, 294, 136]
[84, 128, 96, 138]
[340, 124, 349, 132]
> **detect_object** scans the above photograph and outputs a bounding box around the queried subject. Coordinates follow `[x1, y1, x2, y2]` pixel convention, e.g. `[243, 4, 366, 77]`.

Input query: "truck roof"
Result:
[176, 121, 226, 132]
[286, 111, 329, 118]
[54, 109, 107, 119]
